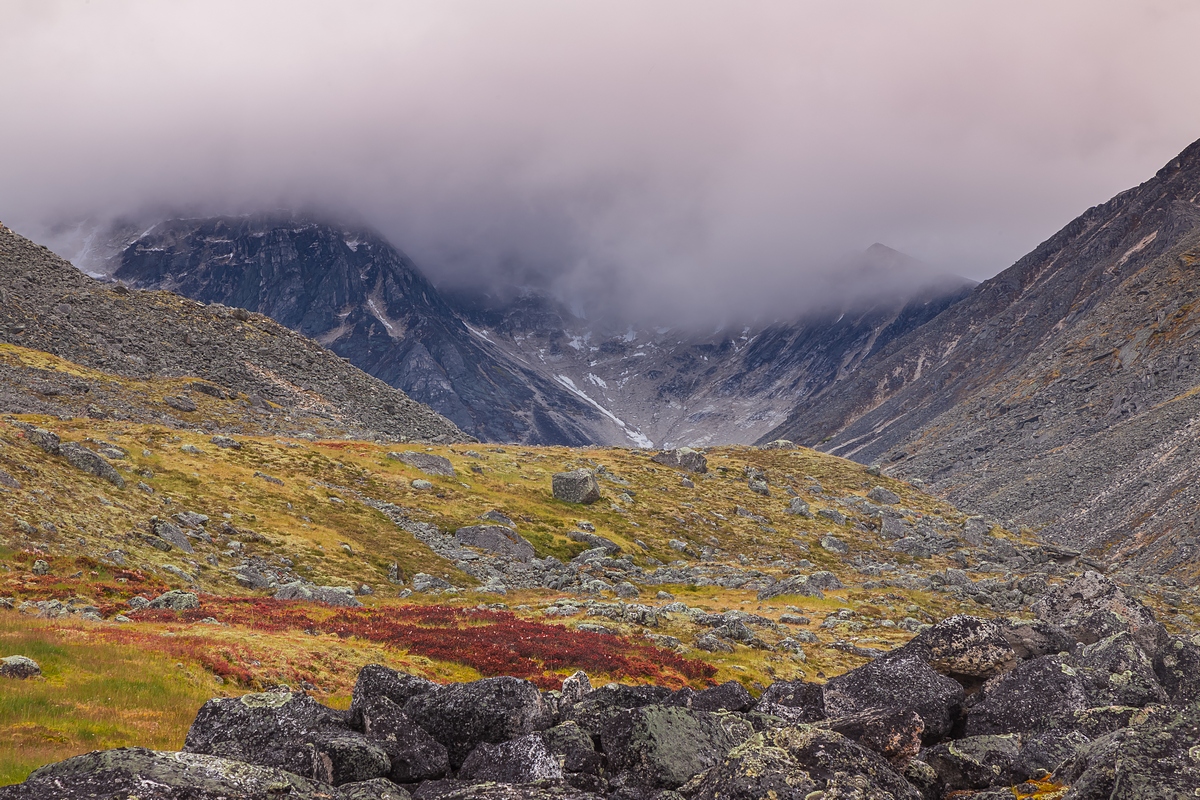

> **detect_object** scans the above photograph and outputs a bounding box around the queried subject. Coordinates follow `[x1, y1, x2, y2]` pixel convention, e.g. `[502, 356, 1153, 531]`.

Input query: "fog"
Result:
[3, 1, 1200, 323]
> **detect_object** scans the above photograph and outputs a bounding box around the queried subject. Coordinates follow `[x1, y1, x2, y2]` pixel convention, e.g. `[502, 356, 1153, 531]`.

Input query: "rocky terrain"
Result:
[767, 136, 1200, 582]
[101, 215, 629, 446]
[0, 223, 465, 444]
[4, 571, 1199, 799]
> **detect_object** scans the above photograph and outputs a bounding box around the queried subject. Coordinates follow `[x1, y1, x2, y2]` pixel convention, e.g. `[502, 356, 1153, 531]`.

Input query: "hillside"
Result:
[767, 137, 1200, 581]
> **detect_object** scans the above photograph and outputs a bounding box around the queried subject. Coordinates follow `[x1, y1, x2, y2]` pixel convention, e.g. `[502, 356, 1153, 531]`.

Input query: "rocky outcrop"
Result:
[551, 471, 601, 504]
[8, 573, 1197, 799]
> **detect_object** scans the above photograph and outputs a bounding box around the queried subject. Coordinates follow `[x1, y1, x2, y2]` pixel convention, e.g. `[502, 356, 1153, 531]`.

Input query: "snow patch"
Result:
[555, 375, 653, 448]
[463, 323, 492, 342]
[585, 373, 608, 388]
[1118, 230, 1157, 266]
[366, 299, 394, 333]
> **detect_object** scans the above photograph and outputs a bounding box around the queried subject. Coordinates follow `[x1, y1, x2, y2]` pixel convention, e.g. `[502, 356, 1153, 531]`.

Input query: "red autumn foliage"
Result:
[134, 598, 717, 689]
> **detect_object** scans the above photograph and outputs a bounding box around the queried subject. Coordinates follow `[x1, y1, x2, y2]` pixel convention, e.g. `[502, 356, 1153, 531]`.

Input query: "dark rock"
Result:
[539, 721, 603, 776]
[403, 676, 551, 768]
[339, 778, 413, 800]
[210, 435, 241, 449]
[784, 498, 811, 517]
[350, 664, 438, 726]
[1073, 631, 1167, 707]
[184, 689, 388, 785]
[454, 525, 536, 562]
[153, 518, 195, 553]
[458, 733, 564, 783]
[0, 655, 41, 679]
[552, 470, 601, 504]
[388, 451, 455, 477]
[356, 695, 449, 783]
[274, 581, 363, 607]
[757, 570, 842, 601]
[867, 486, 900, 504]
[1000, 618, 1076, 660]
[964, 655, 1089, 737]
[1013, 728, 1089, 780]
[60, 442, 125, 488]
[824, 655, 964, 743]
[164, 395, 198, 412]
[24, 427, 61, 454]
[568, 530, 620, 553]
[665, 681, 753, 713]
[601, 705, 754, 788]
[650, 448, 707, 473]
[1032, 571, 1164, 653]
[0, 747, 341, 800]
[149, 590, 200, 611]
[411, 781, 602, 800]
[567, 683, 673, 738]
[1156, 634, 1200, 703]
[755, 680, 825, 724]
[924, 734, 1020, 792]
[826, 707, 924, 768]
[0, 468, 20, 489]
[893, 614, 1018, 680]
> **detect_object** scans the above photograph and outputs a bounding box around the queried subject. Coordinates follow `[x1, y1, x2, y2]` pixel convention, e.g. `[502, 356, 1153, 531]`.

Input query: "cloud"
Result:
[3, 0, 1200, 323]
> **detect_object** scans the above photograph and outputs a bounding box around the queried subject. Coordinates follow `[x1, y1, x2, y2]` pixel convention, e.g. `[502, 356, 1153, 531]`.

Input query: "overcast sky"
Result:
[4, 1, 1200, 322]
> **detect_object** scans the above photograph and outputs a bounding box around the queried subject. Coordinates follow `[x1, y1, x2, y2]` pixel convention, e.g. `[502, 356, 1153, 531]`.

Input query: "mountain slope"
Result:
[0, 222, 464, 443]
[766, 137, 1200, 580]
[107, 216, 635, 447]
[450, 246, 974, 447]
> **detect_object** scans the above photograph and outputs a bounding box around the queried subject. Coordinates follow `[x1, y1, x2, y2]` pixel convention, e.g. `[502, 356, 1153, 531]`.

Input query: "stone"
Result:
[410, 479, 434, 490]
[552, 470, 601, 504]
[1073, 630, 1167, 707]
[567, 530, 620, 553]
[274, 581, 363, 608]
[650, 448, 707, 473]
[613, 581, 640, 599]
[826, 707, 925, 768]
[566, 682, 673, 738]
[388, 451, 455, 477]
[60, 443, 125, 488]
[181, 444, 204, 455]
[819, 534, 848, 554]
[666, 681, 754, 713]
[559, 671, 592, 709]
[153, 519, 195, 553]
[893, 614, 1019, 679]
[1032, 570, 1164, 652]
[164, 395, 198, 412]
[867, 486, 901, 504]
[784, 498, 811, 517]
[760, 439, 797, 450]
[210, 435, 241, 449]
[924, 734, 1021, 793]
[30, 559, 50, 576]
[24, 427, 61, 454]
[755, 679, 826, 724]
[339, 778, 413, 800]
[458, 733, 564, 783]
[356, 695, 449, 783]
[824, 655, 964, 743]
[479, 510, 515, 527]
[412, 573, 452, 592]
[0, 468, 21, 489]
[0, 748, 342, 800]
[454, 525, 535, 562]
[403, 676, 551, 768]
[964, 655, 1089, 737]
[601, 704, 755, 788]
[349, 664, 439, 726]
[0, 655, 41, 679]
[748, 478, 770, 496]
[149, 590, 200, 611]
[538, 721, 603, 778]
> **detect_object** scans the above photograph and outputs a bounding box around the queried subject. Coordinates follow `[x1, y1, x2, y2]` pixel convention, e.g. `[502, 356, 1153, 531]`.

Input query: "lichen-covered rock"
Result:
[349, 665, 438, 726]
[964, 655, 1089, 737]
[1013, 728, 1089, 780]
[601, 705, 755, 788]
[551, 470, 601, 504]
[924, 734, 1020, 793]
[665, 680, 753, 713]
[152, 518, 195, 553]
[566, 682, 673, 738]
[1032, 571, 1165, 656]
[387, 451, 455, 477]
[650, 448, 707, 474]
[824, 655, 963, 742]
[339, 778, 412, 800]
[0, 655, 41, 679]
[410, 781, 602, 800]
[754, 679, 825, 724]
[681, 727, 920, 800]
[274, 581, 364, 608]
[403, 676, 551, 768]
[458, 733, 563, 783]
[538, 721, 603, 777]
[1000, 617, 1076, 660]
[1156, 634, 1200, 703]
[184, 689, 387, 785]
[60, 442, 125, 488]
[149, 589, 200, 611]
[826, 707, 924, 768]
[1073, 631, 1166, 708]
[0, 747, 341, 800]
[454, 525, 536, 562]
[893, 614, 1018, 679]
[356, 695, 449, 783]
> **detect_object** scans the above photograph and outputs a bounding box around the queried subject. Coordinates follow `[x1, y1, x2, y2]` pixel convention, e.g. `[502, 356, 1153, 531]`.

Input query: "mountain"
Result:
[449, 244, 975, 447]
[104, 215, 636, 446]
[766, 136, 1200, 580]
[0, 221, 466, 444]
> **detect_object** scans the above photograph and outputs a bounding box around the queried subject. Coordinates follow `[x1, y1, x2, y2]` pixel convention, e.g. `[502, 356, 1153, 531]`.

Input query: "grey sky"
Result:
[3, 1, 1200, 322]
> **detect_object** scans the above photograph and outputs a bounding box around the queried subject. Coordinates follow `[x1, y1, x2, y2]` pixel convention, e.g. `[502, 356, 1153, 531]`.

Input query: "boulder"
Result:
[149, 590, 200, 611]
[964, 655, 1089, 737]
[552, 471, 601, 504]
[164, 395, 198, 412]
[601, 704, 755, 788]
[756, 571, 842, 601]
[339, 779, 412, 799]
[784, 498, 811, 517]
[650, 448, 707, 473]
[274, 581, 363, 608]
[755, 679, 825, 724]
[184, 689, 388, 785]
[454, 525, 535, 562]
[1156, 634, 1200, 703]
[665, 680, 753, 713]
[60, 442, 125, 488]
[893, 614, 1018, 680]
[0, 655, 41, 679]
[538, 722, 603, 777]
[924, 734, 1020, 793]
[23, 427, 61, 454]
[403, 676, 551, 768]
[458, 734, 564, 783]
[1000, 617, 1076, 660]
[823, 655, 964, 743]
[356, 695, 449, 783]
[210, 435, 241, 450]
[680, 727, 920, 800]
[1032, 570, 1164, 653]
[867, 486, 900, 505]
[1012, 728, 1090, 780]
[349, 664, 438, 725]
[826, 707, 924, 768]
[0, 747, 341, 800]
[1073, 631, 1166, 707]
[387, 451, 455, 477]
[410, 782, 601, 800]
[566, 683, 673, 738]
[153, 519, 195, 553]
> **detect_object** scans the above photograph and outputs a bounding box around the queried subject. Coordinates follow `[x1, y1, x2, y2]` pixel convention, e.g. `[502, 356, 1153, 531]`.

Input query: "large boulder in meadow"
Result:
[149, 590, 200, 611]
[184, 689, 388, 785]
[454, 525, 536, 562]
[274, 581, 362, 608]
[60, 442, 125, 488]
[0, 655, 41, 679]
[0, 747, 341, 800]
[650, 448, 708, 474]
[551, 470, 601, 504]
[600, 704, 755, 789]
[402, 677, 552, 768]
[387, 451, 455, 477]
[823, 655, 964, 743]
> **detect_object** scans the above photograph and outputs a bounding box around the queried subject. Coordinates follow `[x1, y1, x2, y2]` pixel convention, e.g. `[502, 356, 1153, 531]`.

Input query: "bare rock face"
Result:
[551, 471, 601, 504]
[600, 705, 755, 789]
[454, 525, 536, 562]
